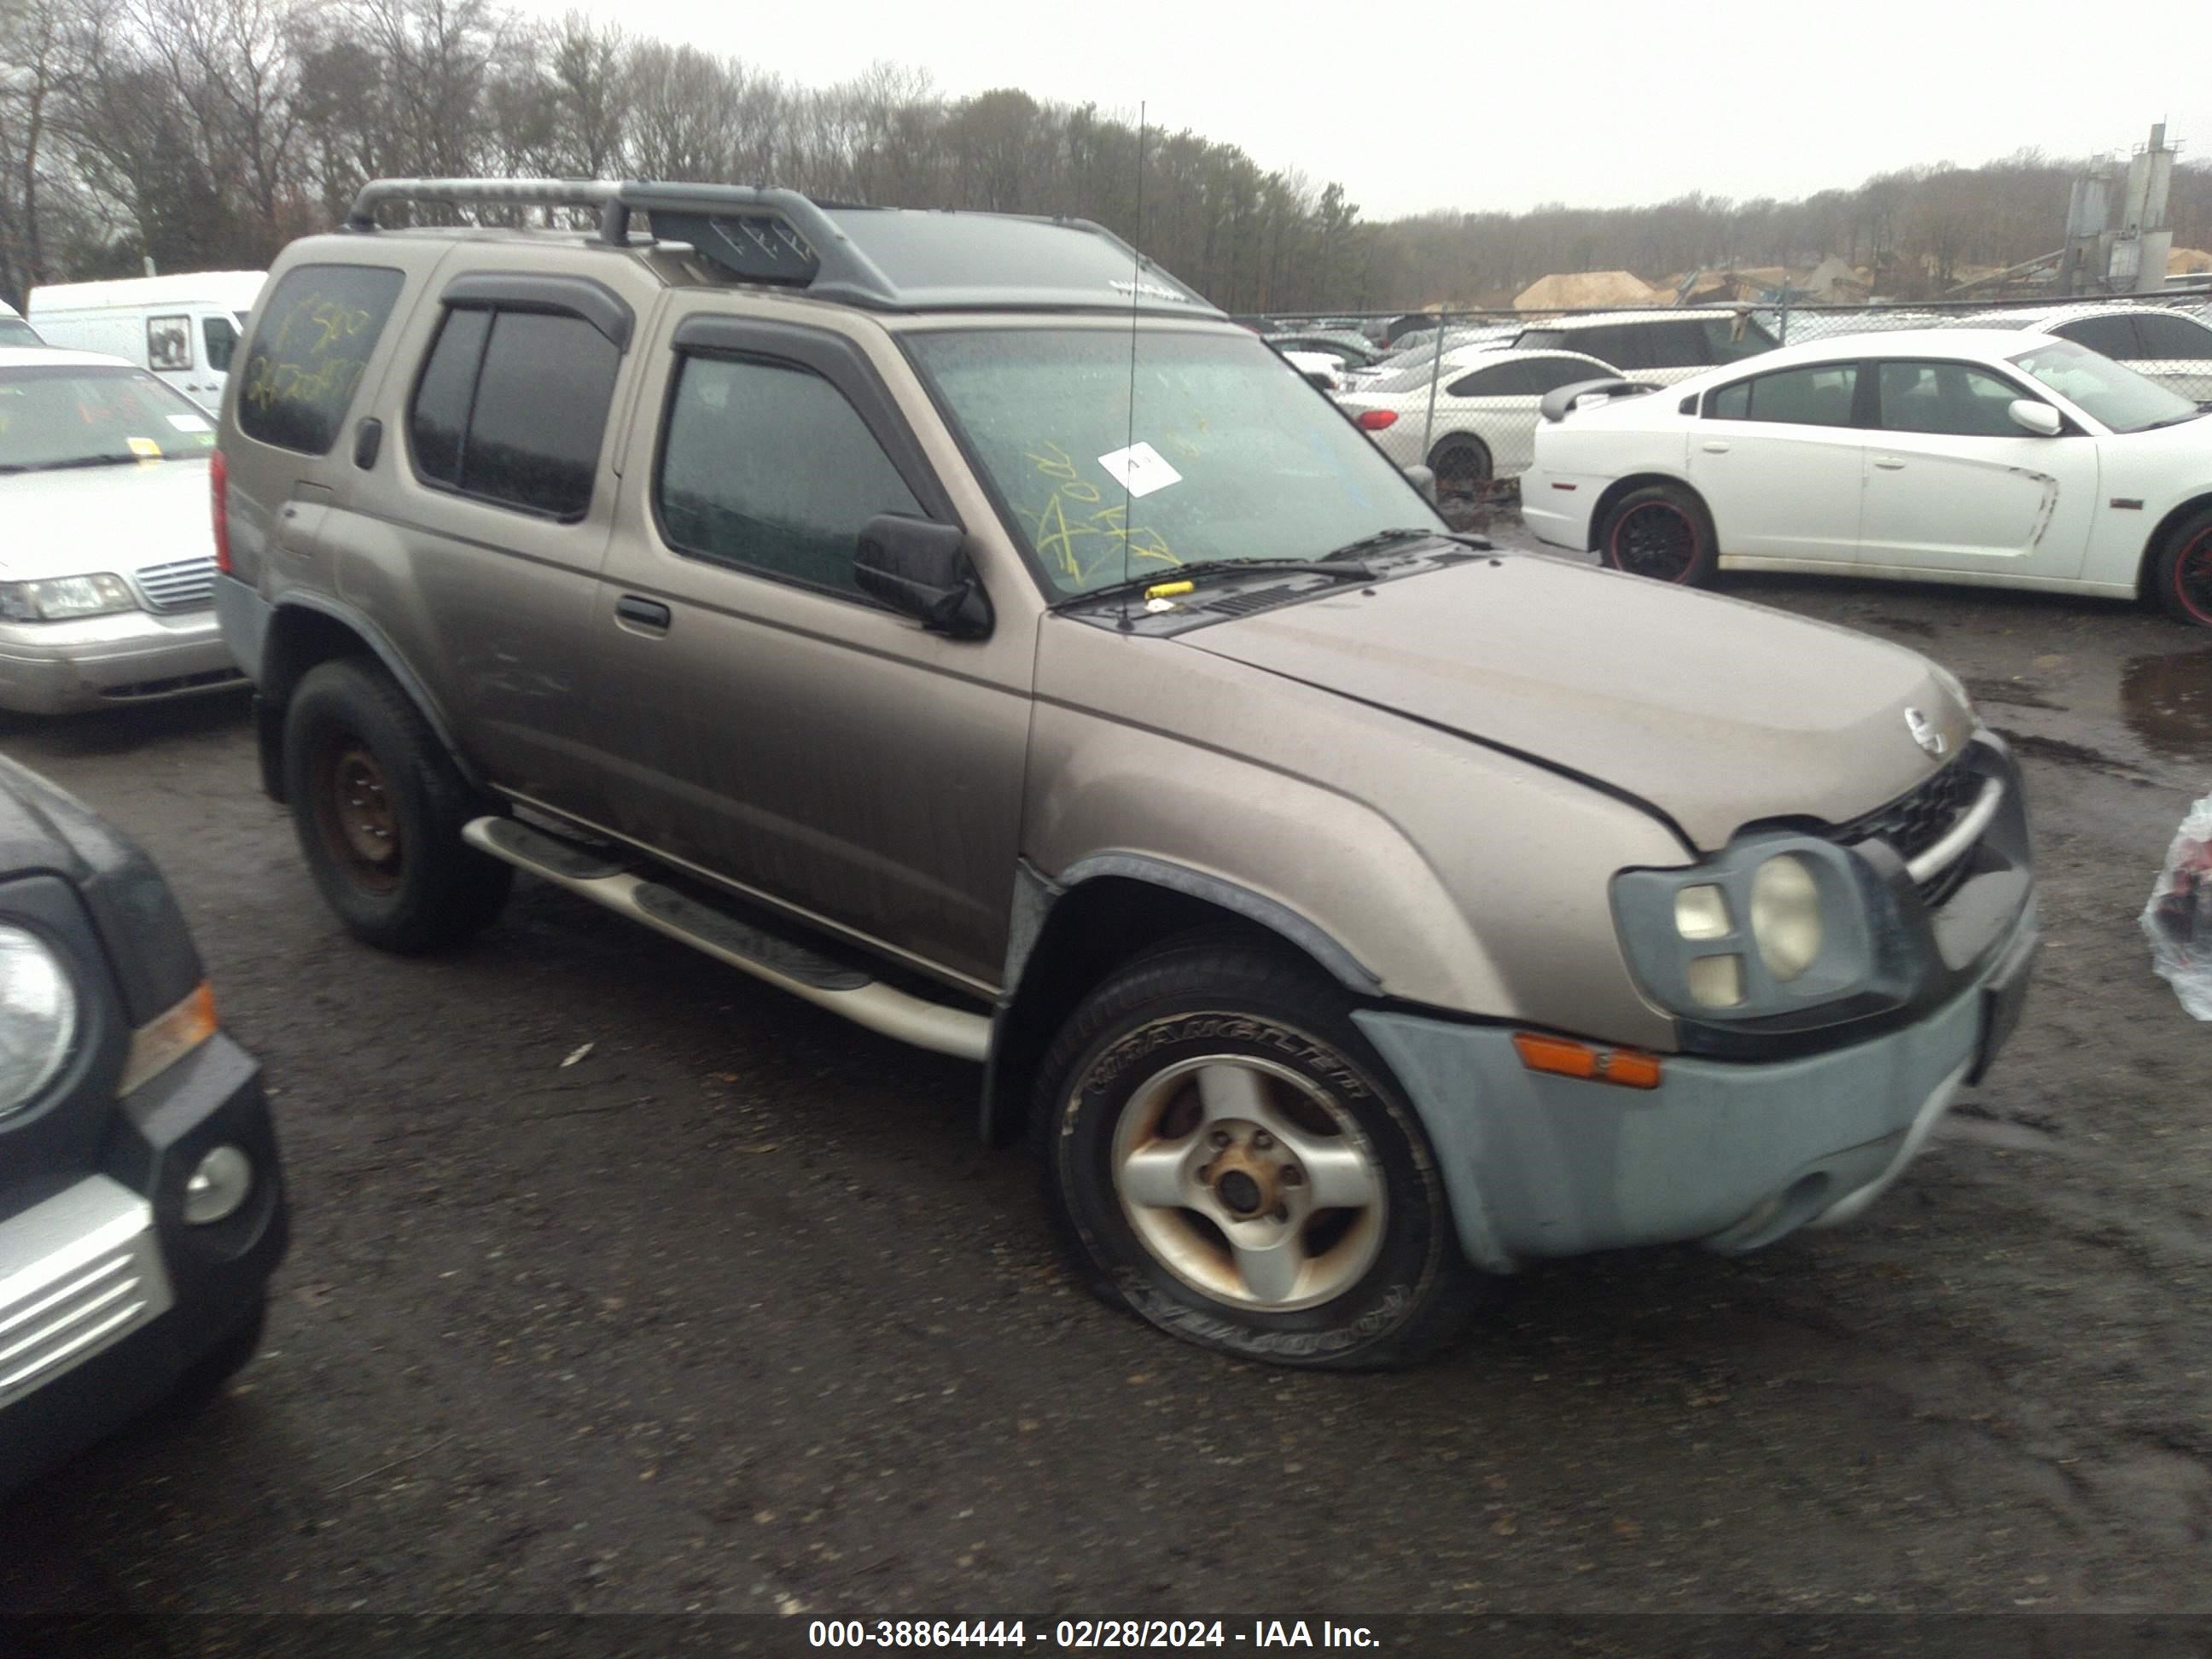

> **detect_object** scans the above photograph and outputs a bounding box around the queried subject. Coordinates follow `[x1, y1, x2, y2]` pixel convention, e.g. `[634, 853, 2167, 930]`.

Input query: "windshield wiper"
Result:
[1067, 556, 1377, 609]
[2137, 409, 2209, 431]
[0, 454, 145, 474]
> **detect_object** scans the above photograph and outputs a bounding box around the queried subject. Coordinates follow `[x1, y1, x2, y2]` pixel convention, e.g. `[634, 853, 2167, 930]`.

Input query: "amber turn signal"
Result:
[119, 981, 219, 1096]
[1511, 1032, 1662, 1090]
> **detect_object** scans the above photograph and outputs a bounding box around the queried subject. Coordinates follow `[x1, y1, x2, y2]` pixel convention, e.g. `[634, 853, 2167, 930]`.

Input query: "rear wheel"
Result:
[1425, 434, 1493, 501]
[2151, 508, 2212, 627]
[282, 658, 512, 952]
[1034, 938, 1488, 1369]
[1598, 482, 1718, 586]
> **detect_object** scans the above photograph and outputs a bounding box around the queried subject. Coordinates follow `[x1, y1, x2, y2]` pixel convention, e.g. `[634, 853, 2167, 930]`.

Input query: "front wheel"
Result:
[2151, 508, 2212, 627]
[1034, 939, 1487, 1368]
[1598, 482, 1718, 586]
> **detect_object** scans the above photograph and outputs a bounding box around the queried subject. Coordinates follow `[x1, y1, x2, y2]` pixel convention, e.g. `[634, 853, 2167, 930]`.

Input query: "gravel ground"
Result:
[2, 518, 2209, 1627]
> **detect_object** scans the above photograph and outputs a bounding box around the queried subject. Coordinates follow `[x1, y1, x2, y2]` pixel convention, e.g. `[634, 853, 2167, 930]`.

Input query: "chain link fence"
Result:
[1243, 290, 2212, 506]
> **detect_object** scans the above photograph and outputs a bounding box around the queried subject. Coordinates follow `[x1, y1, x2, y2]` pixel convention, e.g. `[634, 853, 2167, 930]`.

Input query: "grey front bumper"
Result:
[1356, 899, 2040, 1273]
[0, 608, 242, 714]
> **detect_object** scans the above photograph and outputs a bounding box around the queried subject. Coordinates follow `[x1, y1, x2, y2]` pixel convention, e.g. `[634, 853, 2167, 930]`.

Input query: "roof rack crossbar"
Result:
[343, 177, 900, 300]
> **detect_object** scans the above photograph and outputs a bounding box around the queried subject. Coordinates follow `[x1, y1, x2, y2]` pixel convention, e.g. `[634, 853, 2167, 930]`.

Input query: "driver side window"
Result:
[1876, 361, 2029, 438]
[656, 353, 923, 597]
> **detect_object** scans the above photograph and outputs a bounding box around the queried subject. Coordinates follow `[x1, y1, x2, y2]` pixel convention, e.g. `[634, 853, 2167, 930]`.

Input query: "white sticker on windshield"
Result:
[1096, 441, 1182, 499]
[166, 413, 212, 433]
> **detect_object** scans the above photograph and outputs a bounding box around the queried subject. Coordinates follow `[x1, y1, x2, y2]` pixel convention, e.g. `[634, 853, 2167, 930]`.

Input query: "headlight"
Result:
[0, 923, 79, 1116]
[1749, 854, 1823, 981]
[0, 573, 138, 623]
[1611, 835, 1889, 1023]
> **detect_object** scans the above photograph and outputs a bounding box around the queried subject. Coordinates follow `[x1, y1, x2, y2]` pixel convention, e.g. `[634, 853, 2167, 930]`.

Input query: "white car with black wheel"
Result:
[1524, 329, 2212, 626]
[1336, 349, 1617, 492]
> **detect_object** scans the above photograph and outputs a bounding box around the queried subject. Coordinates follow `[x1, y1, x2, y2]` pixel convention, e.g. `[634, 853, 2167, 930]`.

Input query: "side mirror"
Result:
[854, 514, 992, 640]
[2007, 399, 2063, 438]
[1402, 463, 1439, 505]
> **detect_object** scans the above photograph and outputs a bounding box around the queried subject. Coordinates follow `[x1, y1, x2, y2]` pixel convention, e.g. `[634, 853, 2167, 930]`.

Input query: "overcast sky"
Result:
[510, 0, 2208, 221]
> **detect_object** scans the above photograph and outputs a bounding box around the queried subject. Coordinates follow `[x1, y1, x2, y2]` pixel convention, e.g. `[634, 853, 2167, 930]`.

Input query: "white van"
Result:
[0, 300, 39, 347]
[27, 271, 265, 411]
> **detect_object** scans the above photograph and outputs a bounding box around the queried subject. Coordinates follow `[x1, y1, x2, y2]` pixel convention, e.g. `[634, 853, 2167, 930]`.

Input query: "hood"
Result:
[1179, 554, 1973, 851]
[0, 753, 204, 1022]
[0, 459, 214, 581]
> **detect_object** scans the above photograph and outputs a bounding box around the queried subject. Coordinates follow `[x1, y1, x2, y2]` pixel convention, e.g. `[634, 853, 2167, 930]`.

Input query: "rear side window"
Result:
[1702, 315, 1772, 364]
[1646, 322, 1711, 368]
[1576, 326, 1648, 370]
[406, 308, 620, 519]
[2134, 313, 2212, 358]
[656, 354, 923, 597]
[1446, 362, 1528, 397]
[1516, 329, 1569, 351]
[2052, 315, 2140, 359]
[1522, 357, 1604, 394]
[237, 264, 405, 455]
[1708, 363, 1859, 427]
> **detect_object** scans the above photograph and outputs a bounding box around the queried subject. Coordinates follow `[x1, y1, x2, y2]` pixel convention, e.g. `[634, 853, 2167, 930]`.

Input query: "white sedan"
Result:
[1336, 348, 1618, 491]
[1523, 329, 2212, 626]
[0, 346, 242, 713]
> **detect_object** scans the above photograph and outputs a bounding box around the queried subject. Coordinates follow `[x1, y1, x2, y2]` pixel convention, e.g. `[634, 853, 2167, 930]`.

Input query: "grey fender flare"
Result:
[981, 854, 1383, 1146]
[259, 589, 490, 797]
[1005, 853, 1382, 998]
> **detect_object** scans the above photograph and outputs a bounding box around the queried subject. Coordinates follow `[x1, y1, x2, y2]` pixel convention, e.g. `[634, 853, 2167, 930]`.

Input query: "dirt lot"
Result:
[2, 525, 2209, 1625]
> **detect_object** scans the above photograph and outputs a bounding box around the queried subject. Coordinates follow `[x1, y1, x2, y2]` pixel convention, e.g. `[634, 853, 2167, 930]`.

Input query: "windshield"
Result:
[2009, 339, 2199, 434]
[0, 317, 41, 346]
[908, 327, 1441, 597]
[0, 364, 216, 470]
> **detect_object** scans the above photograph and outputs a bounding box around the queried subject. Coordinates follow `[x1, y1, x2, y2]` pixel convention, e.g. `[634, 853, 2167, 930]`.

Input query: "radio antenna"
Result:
[1118, 100, 1145, 632]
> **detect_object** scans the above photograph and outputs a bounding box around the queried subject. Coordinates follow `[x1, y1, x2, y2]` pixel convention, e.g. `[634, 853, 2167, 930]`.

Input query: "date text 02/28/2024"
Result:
[806, 1621, 1382, 1649]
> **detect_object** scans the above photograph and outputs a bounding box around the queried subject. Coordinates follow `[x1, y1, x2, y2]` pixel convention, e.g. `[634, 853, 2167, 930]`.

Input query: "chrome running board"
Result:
[463, 817, 990, 1062]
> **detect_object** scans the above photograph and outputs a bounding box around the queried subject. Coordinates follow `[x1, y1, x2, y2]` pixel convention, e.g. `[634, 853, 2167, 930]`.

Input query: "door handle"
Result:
[1701, 440, 1730, 454]
[615, 595, 672, 632]
[1873, 457, 1906, 470]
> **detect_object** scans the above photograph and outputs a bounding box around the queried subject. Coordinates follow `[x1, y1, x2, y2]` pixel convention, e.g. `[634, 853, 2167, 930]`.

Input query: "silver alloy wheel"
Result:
[1109, 1052, 1388, 1312]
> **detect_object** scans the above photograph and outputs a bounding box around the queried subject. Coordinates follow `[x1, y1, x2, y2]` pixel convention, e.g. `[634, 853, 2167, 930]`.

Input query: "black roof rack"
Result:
[342, 178, 1220, 317]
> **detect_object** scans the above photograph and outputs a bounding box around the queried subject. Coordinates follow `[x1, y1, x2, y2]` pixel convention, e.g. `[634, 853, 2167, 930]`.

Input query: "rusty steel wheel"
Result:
[1425, 435, 1493, 501]
[282, 658, 511, 952]
[311, 737, 404, 895]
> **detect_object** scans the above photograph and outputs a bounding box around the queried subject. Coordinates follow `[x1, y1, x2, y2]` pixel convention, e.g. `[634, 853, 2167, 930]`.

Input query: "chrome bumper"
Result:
[0, 1176, 175, 1411]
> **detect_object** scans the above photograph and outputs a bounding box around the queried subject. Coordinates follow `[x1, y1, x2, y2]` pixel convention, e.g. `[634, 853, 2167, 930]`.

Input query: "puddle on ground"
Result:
[1964, 675, 2064, 712]
[2120, 650, 2212, 761]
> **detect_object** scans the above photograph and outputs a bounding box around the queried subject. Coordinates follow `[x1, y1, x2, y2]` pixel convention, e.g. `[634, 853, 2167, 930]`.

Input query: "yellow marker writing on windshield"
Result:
[1145, 579, 1194, 600]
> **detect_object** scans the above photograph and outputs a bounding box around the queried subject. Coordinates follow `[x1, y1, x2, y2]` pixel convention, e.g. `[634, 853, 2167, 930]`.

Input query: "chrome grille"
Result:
[0, 1179, 174, 1411]
[132, 556, 218, 613]
[1831, 760, 1982, 907]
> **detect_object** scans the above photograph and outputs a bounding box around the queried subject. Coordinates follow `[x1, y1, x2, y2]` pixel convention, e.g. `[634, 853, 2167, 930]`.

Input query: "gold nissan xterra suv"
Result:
[213, 178, 2039, 1367]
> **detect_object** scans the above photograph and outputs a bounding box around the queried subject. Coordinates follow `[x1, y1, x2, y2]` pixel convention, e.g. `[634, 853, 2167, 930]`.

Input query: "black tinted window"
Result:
[201, 315, 240, 373]
[1577, 326, 1648, 370]
[237, 264, 405, 455]
[1516, 329, 1569, 351]
[1877, 361, 2028, 437]
[464, 312, 617, 517]
[1703, 315, 1772, 364]
[1644, 322, 1710, 368]
[1711, 364, 1858, 427]
[657, 355, 923, 596]
[408, 308, 491, 486]
[1522, 357, 1603, 394]
[1447, 363, 1528, 397]
[2053, 315, 2140, 358]
[2135, 313, 2212, 358]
